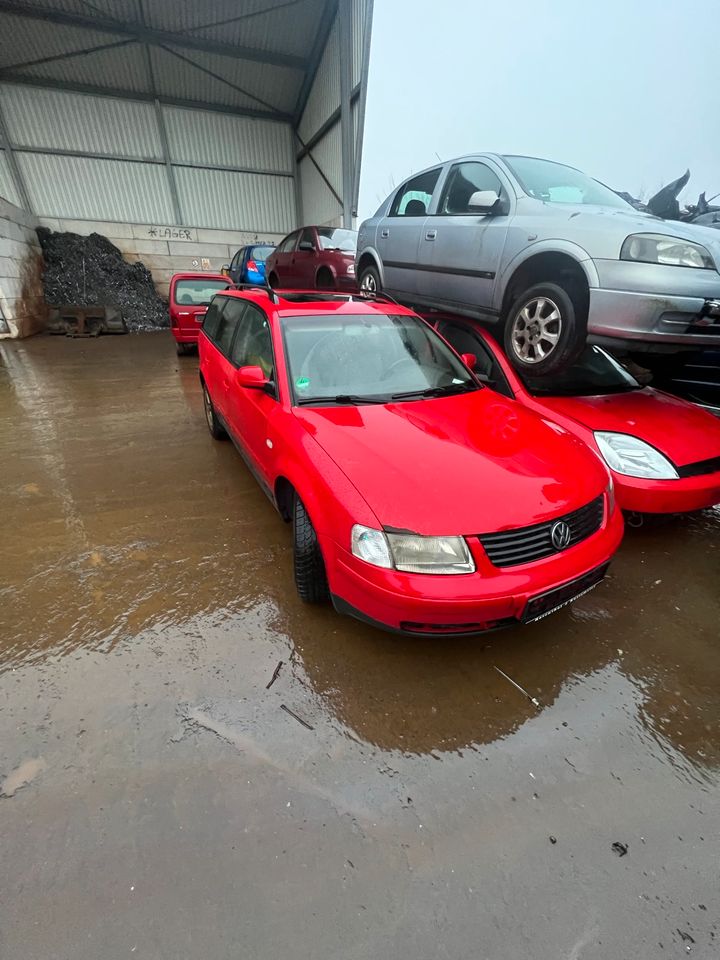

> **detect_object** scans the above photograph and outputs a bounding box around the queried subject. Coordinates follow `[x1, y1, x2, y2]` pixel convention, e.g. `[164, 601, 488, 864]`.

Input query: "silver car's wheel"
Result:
[510, 296, 562, 364]
[359, 265, 379, 294]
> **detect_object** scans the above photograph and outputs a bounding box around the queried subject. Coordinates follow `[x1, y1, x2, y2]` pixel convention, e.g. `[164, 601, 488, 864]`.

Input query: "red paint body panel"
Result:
[198, 290, 623, 635]
[170, 273, 231, 344]
[426, 316, 720, 515]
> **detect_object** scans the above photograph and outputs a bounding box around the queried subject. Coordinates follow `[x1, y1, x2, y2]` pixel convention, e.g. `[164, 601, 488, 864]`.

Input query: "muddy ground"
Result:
[1, 332, 718, 960]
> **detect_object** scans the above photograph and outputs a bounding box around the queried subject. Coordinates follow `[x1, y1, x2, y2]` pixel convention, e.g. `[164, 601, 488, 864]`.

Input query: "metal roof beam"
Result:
[293, 0, 338, 127]
[0, 2, 307, 71]
[0, 74, 292, 123]
[338, 0, 353, 227]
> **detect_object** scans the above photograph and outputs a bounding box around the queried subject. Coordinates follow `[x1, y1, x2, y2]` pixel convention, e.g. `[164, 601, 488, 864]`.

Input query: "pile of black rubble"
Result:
[36, 228, 168, 330]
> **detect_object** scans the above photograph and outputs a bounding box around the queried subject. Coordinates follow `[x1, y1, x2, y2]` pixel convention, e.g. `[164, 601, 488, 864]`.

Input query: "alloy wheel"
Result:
[510, 296, 562, 364]
[360, 271, 377, 293]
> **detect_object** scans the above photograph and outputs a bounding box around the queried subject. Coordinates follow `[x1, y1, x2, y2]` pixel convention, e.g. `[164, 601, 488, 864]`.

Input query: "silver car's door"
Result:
[416, 160, 512, 314]
[377, 167, 443, 298]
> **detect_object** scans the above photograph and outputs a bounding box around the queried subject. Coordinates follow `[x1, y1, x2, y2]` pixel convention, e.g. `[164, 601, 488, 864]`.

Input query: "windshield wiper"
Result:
[296, 394, 388, 406]
[390, 382, 479, 401]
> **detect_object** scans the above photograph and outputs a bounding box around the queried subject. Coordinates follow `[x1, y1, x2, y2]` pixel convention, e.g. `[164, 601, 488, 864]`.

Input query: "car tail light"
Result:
[247, 260, 258, 272]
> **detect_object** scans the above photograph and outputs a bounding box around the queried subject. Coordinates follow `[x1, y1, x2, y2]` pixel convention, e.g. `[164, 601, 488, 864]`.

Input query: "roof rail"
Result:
[353, 290, 400, 306]
[231, 282, 280, 305]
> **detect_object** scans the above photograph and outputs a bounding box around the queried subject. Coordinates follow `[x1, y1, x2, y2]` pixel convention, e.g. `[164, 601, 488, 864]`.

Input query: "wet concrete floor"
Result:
[1, 332, 719, 959]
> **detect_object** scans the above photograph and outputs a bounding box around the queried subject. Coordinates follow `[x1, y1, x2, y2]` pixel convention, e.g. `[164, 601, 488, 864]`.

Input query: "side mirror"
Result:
[220, 263, 231, 276]
[467, 190, 501, 214]
[235, 365, 269, 389]
[298, 240, 315, 252]
[461, 352, 477, 370]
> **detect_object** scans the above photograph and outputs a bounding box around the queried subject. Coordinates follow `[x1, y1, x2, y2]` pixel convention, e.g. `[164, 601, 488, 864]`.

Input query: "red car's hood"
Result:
[294, 391, 609, 535]
[537, 388, 720, 468]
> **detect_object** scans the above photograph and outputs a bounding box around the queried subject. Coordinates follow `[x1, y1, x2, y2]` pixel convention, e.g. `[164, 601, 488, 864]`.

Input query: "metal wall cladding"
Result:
[352, 0, 372, 88]
[0, 150, 21, 207]
[11, 41, 151, 95]
[163, 106, 293, 173]
[174, 166, 295, 234]
[298, 14, 340, 143]
[0, 85, 163, 160]
[299, 137, 343, 227]
[16, 152, 174, 222]
[308, 120, 342, 194]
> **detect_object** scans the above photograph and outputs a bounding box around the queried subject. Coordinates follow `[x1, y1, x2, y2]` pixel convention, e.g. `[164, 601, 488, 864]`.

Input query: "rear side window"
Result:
[215, 298, 246, 357]
[231, 304, 275, 381]
[438, 162, 505, 215]
[277, 232, 299, 253]
[250, 245, 275, 260]
[390, 168, 442, 217]
[202, 297, 225, 339]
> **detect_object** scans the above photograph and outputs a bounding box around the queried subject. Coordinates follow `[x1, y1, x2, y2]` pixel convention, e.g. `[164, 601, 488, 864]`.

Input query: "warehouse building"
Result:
[0, 0, 374, 336]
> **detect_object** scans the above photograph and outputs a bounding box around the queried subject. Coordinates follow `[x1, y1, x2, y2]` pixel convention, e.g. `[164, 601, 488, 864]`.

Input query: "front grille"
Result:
[478, 495, 604, 568]
[676, 454, 720, 478]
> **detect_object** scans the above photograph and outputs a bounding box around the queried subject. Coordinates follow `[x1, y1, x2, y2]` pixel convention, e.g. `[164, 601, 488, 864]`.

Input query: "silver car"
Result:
[356, 154, 720, 375]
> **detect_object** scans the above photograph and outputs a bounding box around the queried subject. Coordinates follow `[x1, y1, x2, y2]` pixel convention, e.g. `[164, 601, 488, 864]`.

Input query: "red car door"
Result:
[224, 301, 279, 487]
[270, 230, 300, 287]
[204, 297, 244, 421]
[292, 227, 319, 288]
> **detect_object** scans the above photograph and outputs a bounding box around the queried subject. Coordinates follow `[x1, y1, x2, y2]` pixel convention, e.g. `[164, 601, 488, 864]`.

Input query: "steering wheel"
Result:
[382, 356, 417, 380]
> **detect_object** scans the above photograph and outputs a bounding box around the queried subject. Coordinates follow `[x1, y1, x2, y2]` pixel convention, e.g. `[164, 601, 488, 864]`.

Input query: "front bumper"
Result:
[615, 470, 720, 513]
[326, 502, 624, 636]
[588, 260, 720, 349]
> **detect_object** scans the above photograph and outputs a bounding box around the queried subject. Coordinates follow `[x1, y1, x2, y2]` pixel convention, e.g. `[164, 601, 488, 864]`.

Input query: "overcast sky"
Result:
[358, 0, 719, 219]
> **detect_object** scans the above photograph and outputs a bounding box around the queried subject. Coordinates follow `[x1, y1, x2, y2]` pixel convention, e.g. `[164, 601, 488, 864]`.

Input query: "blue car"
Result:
[227, 244, 276, 286]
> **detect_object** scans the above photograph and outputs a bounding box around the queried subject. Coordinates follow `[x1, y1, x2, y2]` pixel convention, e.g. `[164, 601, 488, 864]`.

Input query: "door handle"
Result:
[380, 228, 389, 239]
[425, 229, 437, 241]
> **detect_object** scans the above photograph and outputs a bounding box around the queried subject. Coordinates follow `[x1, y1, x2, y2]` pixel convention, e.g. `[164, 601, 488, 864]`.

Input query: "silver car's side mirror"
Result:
[467, 190, 501, 214]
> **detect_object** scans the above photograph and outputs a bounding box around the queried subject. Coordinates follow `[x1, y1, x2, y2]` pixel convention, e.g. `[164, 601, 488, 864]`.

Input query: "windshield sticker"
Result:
[295, 377, 311, 391]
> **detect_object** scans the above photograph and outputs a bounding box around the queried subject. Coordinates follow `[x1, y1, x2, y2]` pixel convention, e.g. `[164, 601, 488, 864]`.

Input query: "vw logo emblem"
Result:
[551, 520, 572, 551]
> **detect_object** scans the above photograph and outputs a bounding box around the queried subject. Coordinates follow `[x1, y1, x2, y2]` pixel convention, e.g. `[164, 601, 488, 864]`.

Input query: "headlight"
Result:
[595, 432, 678, 479]
[351, 525, 475, 574]
[621, 233, 715, 270]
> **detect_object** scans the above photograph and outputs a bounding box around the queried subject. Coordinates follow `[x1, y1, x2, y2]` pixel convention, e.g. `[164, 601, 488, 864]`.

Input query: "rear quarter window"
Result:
[202, 297, 225, 340]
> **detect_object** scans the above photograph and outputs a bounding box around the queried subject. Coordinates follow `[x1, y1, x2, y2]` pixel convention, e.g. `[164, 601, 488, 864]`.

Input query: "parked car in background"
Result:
[169, 273, 232, 355]
[266, 226, 357, 291]
[356, 154, 720, 377]
[224, 243, 275, 285]
[427, 313, 720, 514]
[198, 289, 622, 636]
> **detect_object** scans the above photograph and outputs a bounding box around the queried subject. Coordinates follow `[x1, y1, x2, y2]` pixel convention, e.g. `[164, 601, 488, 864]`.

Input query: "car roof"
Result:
[171, 272, 230, 282]
[214, 288, 416, 318]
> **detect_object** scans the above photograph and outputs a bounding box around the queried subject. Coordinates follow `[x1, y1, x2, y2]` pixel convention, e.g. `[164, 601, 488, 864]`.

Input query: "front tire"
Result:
[268, 272, 279, 289]
[503, 281, 586, 376]
[359, 263, 381, 295]
[293, 496, 329, 603]
[203, 384, 227, 440]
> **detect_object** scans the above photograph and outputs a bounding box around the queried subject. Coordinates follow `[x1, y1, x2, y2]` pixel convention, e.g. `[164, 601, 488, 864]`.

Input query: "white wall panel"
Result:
[0, 151, 21, 206]
[17, 153, 174, 223]
[163, 106, 293, 173]
[174, 166, 295, 234]
[298, 15, 340, 143]
[0, 85, 162, 160]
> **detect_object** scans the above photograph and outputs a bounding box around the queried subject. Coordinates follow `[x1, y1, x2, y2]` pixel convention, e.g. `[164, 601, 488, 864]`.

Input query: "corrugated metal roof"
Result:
[174, 165, 295, 233]
[149, 45, 301, 115]
[10, 41, 151, 95]
[163, 105, 293, 173]
[1, 85, 162, 159]
[17, 152, 174, 222]
[189, 0, 326, 60]
[0, 150, 21, 206]
[298, 14, 339, 142]
[0, 14, 120, 69]
[12, 0, 139, 17]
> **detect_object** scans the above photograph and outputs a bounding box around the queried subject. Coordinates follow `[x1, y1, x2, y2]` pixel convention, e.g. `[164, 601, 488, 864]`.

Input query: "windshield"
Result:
[249, 245, 274, 261]
[504, 156, 632, 209]
[521, 345, 641, 396]
[174, 278, 230, 306]
[317, 228, 358, 252]
[282, 313, 479, 405]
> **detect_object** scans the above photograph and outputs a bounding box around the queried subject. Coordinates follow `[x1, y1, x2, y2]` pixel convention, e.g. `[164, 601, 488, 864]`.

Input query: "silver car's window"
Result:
[438, 162, 505, 215]
[389, 168, 442, 217]
[504, 156, 631, 208]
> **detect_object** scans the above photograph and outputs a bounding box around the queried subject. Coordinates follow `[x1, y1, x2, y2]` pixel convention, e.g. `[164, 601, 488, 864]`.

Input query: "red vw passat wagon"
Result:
[198, 290, 624, 636]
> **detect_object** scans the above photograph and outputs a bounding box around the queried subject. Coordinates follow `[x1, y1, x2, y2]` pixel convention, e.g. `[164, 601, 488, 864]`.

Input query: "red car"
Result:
[170, 272, 232, 355]
[198, 290, 623, 636]
[266, 226, 357, 292]
[425, 314, 720, 514]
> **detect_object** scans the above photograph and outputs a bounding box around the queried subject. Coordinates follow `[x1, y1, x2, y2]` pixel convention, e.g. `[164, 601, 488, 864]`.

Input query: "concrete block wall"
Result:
[37, 218, 285, 301]
[0, 197, 46, 339]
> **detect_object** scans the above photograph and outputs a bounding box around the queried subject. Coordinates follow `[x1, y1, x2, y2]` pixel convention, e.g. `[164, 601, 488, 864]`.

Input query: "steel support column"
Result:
[352, 0, 374, 216]
[338, 0, 354, 227]
[0, 94, 32, 212]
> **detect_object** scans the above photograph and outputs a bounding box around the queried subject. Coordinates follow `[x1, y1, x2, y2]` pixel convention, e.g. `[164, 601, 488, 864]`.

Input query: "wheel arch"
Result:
[497, 243, 598, 317]
[356, 248, 384, 286]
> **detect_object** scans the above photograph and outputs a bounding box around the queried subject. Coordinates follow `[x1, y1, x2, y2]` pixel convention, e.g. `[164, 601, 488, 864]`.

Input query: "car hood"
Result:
[294, 391, 609, 535]
[537, 389, 720, 468]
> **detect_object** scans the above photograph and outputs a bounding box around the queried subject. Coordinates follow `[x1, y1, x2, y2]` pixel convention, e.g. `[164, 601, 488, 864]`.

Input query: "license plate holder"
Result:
[522, 563, 609, 624]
